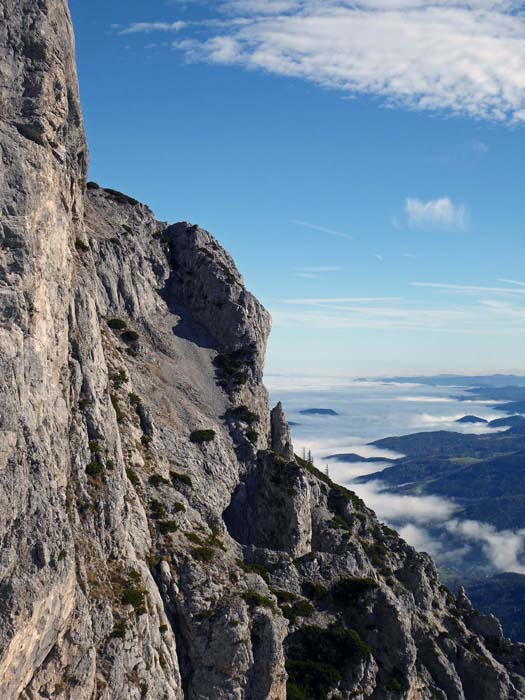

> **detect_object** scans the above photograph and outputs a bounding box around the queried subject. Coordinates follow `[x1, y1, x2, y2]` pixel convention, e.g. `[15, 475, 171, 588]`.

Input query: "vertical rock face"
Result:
[1, 2, 525, 700]
[271, 402, 294, 461]
[0, 1, 87, 697]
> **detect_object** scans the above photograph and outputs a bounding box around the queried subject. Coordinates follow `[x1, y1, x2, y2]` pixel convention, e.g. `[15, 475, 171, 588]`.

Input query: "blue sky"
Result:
[70, 0, 525, 376]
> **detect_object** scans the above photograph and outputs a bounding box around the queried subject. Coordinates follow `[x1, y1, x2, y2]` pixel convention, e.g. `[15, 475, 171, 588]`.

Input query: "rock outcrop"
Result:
[1, 2, 525, 699]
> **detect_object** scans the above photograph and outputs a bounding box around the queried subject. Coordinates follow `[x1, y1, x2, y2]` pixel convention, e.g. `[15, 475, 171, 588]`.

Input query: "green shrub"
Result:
[237, 559, 270, 583]
[331, 577, 379, 607]
[111, 621, 127, 639]
[79, 397, 90, 410]
[191, 546, 215, 562]
[302, 581, 328, 601]
[149, 473, 170, 488]
[129, 392, 142, 406]
[170, 471, 193, 487]
[57, 550, 66, 561]
[173, 501, 186, 513]
[286, 625, 371, 700]
[126, 467, 140, 486]
[246, 429, 259, 446]
[106, 459, 115, 470]
[89, 440, 101, 453]
[86, 462, 103, 478]
[160, 624, 168, 633]
[126, 347, 139, 358]
[110, 368, 128, 388]
[243, 591, 274, 609]
[150, 499, 166, 519]
[190, 429, 216, 444]
[107, 318, 127, 330]
[272, 589, 297, 604]
[159, 520, 178, 534]
[105, 188, 139, 206]
[75, 238, 89, 252]
[363, 542, 388, 569]
[282, 600, 315, 623]
[121, 584, 146, 611]
[387, 678, 403, 692]
[141, 435, 152, 446]
[121, 224, 132, 234]
[231, 406, 258, 424]
[286, 682, 307, 700]
[121, 330, 139, 344]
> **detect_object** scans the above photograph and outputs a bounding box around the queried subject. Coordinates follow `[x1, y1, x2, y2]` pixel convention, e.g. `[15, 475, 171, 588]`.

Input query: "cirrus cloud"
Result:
[169, 0, 525, 124]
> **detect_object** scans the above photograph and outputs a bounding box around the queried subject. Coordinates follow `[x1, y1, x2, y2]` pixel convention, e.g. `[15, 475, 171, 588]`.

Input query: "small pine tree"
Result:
[325, 464, 330, 478]
[307, 450, 313, 465]
[302, 447, 307, 461]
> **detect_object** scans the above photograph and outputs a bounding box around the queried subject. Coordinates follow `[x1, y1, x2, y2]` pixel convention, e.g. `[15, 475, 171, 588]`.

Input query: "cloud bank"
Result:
[168, 0, 525, 124]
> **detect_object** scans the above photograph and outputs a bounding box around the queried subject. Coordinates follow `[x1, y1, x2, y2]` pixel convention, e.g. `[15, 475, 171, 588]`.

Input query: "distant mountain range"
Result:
[348, 415, 525, 641]
[360, 373, 525, 388]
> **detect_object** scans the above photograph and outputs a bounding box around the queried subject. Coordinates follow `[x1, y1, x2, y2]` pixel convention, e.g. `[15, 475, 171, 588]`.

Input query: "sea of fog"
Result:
[266, 374, 525, 579]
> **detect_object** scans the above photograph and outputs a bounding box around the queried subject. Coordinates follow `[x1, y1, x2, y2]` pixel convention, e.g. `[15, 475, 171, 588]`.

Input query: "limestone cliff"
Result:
[1, 2, 525, 699]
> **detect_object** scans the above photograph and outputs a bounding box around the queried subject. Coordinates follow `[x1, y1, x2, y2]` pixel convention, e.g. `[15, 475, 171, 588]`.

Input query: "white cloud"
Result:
[118, 21, 187, 35]
[294, 265, 342, 279]
[291, 220, 353, 241]
[412, 282, 525, 295]
[171, 0, 525, 124]
[446, 519, 525, 574]
[405, 197, 469, 231]
[498, 278, 525, 287]
[351, 480, 459, 523]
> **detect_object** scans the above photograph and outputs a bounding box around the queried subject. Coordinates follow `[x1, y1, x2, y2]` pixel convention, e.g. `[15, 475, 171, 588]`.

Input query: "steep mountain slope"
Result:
[2, 1, 525, 699]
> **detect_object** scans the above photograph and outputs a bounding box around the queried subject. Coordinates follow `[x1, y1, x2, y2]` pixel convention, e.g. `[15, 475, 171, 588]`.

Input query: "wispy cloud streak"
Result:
[168, 0, 525, 124]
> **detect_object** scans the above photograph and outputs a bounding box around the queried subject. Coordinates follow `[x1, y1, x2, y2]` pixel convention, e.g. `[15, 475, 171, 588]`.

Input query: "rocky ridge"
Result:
[1, 1, 525, 699]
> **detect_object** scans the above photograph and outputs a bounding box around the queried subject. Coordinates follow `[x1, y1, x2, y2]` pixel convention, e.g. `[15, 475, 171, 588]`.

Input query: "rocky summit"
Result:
[1, 2, 525, 699]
